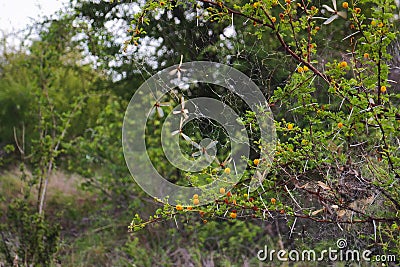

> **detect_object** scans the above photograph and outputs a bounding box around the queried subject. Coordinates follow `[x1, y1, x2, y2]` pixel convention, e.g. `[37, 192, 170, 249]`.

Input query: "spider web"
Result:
[143, 78, 259, 188]
[125, 3, 290, 189]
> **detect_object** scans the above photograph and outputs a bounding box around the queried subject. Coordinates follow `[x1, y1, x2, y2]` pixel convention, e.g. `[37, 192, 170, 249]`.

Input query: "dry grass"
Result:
[0, 166, 90, 210]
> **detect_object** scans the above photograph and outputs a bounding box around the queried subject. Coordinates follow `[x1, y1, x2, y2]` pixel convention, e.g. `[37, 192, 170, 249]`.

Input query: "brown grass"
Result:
[0, 166, 91, 210]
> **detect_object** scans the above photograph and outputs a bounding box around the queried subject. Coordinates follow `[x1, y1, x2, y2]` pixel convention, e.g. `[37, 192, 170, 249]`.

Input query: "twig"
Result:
[289, 217, 297, 238]
[13, 126, 24, 157]
[284, 185, 302, 209]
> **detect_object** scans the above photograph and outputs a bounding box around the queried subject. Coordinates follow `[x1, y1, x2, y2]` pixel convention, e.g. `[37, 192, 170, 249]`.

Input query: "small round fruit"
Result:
[219, 187, 226, 194]
[230, 212, 237, 219]
[354, 7, 361, 13]
[193, 194, 199, 199]
[224, 168, 231, 174]
[338, 122, 344, 128]
[364, 53, 369, 59]
[380, 86, 387, 93]
[253, 159, 260, 166]
[227, 191, 232, 197]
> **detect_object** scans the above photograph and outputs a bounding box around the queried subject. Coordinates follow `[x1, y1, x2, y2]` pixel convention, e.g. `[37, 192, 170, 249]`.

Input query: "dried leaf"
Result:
[311, 208, 325, 216]
[317, 181, 331, 190]
[337, 209, 346, 218]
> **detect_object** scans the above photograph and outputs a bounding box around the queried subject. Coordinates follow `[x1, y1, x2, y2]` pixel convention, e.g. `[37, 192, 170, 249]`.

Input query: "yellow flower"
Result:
[224, 168, 231, 175]
[339, 61, 348, 68]
[176, 204, 183, 211]
[219, 187, 226, 194]
[271, 17, 277, 23]
[354, 7, 361, 13]
[193, 194, 199, 199]
[271, 198, 277, 205]
[287, 123, 294, 130]
[371, 20, 377, 26]
[338, 122, 344, 128]
[253, 159, 260, 166]
[364, 53, 369, 59]
[342, 2, 349, 8]
[230, 212, 237, 219]
[378, 22, 384, 28]
[380, 86, 387, 93]
[303, 66, 309, 72]
[297, 66, 304, 73]
[193, 198, 200, 205]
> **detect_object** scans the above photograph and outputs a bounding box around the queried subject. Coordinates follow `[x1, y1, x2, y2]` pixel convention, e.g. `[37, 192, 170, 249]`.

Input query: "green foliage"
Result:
[125, 217, 275, 266]
[126, 0, 400, 261]
[0, 16, 109, 266]
[1, 199, 60, 266]
[1, 0, 399, 265]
